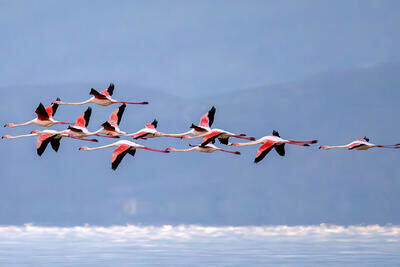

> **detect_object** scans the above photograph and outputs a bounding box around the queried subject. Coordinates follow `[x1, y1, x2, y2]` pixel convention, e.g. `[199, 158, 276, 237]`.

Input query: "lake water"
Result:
[0, 224, 398, 266]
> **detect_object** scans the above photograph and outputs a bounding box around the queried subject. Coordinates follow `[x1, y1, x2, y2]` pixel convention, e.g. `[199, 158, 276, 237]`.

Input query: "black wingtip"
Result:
[152, 119, 158, 128]
[272, 130, 280, 137]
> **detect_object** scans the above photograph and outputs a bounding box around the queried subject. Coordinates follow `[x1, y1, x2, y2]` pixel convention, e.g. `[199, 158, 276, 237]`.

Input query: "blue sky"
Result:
[1, 0, 400, 226]
[1, 0, 400, 96]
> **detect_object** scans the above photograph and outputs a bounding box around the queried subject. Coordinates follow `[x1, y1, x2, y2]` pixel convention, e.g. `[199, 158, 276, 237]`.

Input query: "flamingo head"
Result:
[231, 143, 239, 147]
[1, 135, 10, 139]
[166, 147, 176, 152]
[79, 146, 89, 151]
[4, 123, 14, 127]
[319, 145, 329, 150]
[31, 130, 40, 134]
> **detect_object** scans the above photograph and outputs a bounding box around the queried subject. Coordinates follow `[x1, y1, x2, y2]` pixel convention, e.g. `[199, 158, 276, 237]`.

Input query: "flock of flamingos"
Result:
[3, 83, 400, 170]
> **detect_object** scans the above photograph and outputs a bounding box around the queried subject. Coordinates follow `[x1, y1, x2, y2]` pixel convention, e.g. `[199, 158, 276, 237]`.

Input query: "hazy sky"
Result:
[1, 0, 400, 96]
[1, 1, 400, 227]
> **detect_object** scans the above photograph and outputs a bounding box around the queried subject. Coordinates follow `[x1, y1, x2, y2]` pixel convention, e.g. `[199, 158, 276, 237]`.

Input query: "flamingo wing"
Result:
[254, 140, 276, 163]
[132, 131, 150, 139]
[90, 88, 107, 99]
[37, 134, 54, 156]
[348, 142, 363, 150]
[108, 103, 126, 126]
[199, 106, 216, 128]
[145, 119, 158, 129]
[50, 138, 61, 152]
[46, 98, 60, 117]
[75, 107, 92, 128]
[35, 103, 50, 121]
[101, 121, 116, 131]
[274, 144, 285, 156]
[200, 131, 223, 146]
[111, 144, 132, 170]
[100, 83, 114, 97]
[218, 136, 229, 145]
[190, 124, 208, 132]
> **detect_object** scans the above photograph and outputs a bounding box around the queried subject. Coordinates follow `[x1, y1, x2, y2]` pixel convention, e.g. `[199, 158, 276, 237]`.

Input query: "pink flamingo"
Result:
[4, 98, 73, 128]
[319, 137, 400, 150]
[54, 83, 148, 106]
[79, 140, 169, 170]
[2, 129, 97, 156]
[231, 130, 318, 163]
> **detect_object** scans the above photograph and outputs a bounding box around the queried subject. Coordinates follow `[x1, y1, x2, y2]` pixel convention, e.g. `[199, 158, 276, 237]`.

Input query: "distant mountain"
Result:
[0, 62, 399, 226]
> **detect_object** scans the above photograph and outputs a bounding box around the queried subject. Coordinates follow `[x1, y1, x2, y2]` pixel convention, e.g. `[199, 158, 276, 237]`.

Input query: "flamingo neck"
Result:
[3, 133, 37, 139]
[58, 99, 92, 105]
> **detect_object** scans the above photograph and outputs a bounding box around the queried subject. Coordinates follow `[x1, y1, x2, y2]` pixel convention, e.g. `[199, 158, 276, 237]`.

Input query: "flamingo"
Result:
[319, 137, 400, 150]
[184, 128, 256, 146]
[230, 130, 318, 163]
[95, 104, 128, 137]
[125, 119, 190, 139]
[65, 107, 118, 140]
[2, 130, 97, 156]
[79, 140, 169, 170]
[54, 83, 149, 106]
[167, 139, 240, 155]
[157, 106, 216, 138]
[4, 98, 73, 128]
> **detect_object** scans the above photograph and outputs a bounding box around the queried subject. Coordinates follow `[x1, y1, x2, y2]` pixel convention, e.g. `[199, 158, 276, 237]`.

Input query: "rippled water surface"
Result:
[0, 224, 399, 266]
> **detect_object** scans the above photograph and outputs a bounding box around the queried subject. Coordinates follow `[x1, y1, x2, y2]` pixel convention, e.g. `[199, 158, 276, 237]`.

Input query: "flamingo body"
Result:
[55, 83, 149, 106]
[4, 99, 72, 128]
[319, 137, 400, 150]
[79, 140, 169, 170]
[231, 130, 318, 163]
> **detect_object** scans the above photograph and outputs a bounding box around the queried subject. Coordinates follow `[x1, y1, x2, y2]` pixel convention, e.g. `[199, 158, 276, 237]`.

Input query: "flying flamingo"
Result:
[158, 106, 216, 138]
[230, 130, 318, 163]
[4, 98, 73, 128]
[319, 137, 400, 151]
[184, 128, 256, 146]
[167, 139, 240, 155]
[125, 119, 191, 139]
[65, 107, 117, 140]
[79, 140, 169, 170]
[95, 104, 128, 137]
[54, 83, 149, 106]
[2, 130, 97, 156]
